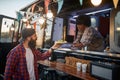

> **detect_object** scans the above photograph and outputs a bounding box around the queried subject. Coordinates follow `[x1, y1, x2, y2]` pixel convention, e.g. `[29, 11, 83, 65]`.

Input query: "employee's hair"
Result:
[76, 15, 91, 27]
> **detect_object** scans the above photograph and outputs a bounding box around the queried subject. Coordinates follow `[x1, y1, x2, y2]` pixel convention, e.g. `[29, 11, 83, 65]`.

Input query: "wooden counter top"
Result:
[37, 60, 97, 80]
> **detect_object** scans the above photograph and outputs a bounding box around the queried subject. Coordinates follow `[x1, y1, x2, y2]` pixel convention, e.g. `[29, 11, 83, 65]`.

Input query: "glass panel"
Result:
[0, 18, 14, 43]
[110, 7, 120, 53]
[67, 18, 76, 36]
[115, 11, 120, 47]
[44, 18, 53, 48]
[36, 24, 44, 48]
[12, 20, 19, 42]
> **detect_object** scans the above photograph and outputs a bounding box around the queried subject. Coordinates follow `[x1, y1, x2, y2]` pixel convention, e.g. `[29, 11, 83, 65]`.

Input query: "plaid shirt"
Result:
[4, 43, 51, 80]
[74, 27, 104, 51]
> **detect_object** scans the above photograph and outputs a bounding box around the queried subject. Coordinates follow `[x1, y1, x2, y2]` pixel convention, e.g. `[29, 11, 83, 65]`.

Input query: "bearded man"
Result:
[4, 28, 58, 80]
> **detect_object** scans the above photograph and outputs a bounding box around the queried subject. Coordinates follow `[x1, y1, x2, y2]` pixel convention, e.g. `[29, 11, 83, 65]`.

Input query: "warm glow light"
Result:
[39, 17, 45, 24]
[11, 27, 15, 31]
[22, 17, 28, 22]
[116, 27, 120, 31]
[91, 0, 102, 6]
[46, 10, 53, 18]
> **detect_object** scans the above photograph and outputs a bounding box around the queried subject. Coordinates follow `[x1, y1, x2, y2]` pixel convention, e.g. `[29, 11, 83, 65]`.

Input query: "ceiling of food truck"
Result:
[20, 0, 119, 18]
[57, 0, 114, 18]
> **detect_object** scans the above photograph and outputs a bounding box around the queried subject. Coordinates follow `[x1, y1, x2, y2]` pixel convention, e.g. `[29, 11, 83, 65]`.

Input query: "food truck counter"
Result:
[55, 48, 120, 59]
[41, 48, 120, 80]
[48, 48, 120, 64]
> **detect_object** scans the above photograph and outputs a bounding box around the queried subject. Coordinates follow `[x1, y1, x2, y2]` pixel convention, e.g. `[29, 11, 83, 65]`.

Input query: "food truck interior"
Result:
[18, 0, 120, 53]
[1, 0, 120, 79]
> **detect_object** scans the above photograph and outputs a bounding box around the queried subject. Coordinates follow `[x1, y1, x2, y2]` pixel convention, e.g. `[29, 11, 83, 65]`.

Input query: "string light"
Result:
[116, 27, 120, 31]
[39, 17, 45, 24]
[11, 27, 15, 31]
[22, 17, 28, 22]
[46, 10, 53, 18]
[91, 0, 102, 6]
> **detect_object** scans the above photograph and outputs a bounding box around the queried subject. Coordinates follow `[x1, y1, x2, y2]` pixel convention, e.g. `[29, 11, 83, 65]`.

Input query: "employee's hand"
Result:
[72, 42, 84, 48]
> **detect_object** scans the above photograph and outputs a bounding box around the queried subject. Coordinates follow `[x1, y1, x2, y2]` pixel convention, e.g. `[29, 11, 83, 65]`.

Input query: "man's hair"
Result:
[76, 15, 91, 27]
[21, 28, 35, 40]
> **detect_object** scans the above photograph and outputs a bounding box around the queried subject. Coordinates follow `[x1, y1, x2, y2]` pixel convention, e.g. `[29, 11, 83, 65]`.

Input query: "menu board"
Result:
[52, 17, 63, 41]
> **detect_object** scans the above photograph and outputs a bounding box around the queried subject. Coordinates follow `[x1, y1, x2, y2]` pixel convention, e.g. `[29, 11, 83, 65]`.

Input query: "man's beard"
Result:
[28, 39, 36, 49]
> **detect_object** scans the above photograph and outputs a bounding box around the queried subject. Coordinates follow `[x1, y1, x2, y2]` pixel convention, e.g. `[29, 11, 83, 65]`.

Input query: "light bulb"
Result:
[11, 27, 15, 31]
[116, 27, 120, 31]
[91, 0, 102, 6]
[39, 17, 45, 24]
[22, 17, 28, 22]
[46, 10, 53, 18]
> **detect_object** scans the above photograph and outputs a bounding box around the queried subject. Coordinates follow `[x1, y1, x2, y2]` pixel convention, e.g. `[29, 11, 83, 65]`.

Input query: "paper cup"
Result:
[76, 62, 82, 71]
[82, 64, 87, 73]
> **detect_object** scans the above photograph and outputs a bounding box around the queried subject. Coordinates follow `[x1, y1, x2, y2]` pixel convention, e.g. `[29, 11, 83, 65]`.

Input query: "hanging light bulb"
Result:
[116, 27, 120, 31]
[11, 27, 15, 31]
[39, 17, 45, 24]
[91, 0, 102, 6]
[46, 10, 53, 18]
[22, 17, 28, 22]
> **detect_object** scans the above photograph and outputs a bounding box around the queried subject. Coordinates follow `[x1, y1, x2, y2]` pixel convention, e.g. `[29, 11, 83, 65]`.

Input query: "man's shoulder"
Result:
[10, 44, 23, 52]
[7, 44, 23, 58]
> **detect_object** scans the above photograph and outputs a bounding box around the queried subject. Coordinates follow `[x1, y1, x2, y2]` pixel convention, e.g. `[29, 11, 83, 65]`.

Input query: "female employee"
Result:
[72, 15, 105, 51]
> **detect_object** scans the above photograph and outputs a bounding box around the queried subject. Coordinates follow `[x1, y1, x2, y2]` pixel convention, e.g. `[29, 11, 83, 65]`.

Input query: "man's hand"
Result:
[51, 42, 61, 49]
[48, 43, 61, 53]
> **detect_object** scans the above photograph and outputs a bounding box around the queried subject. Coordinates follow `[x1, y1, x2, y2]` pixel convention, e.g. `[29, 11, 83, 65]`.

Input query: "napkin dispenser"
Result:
[90, 61, 120, 80]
